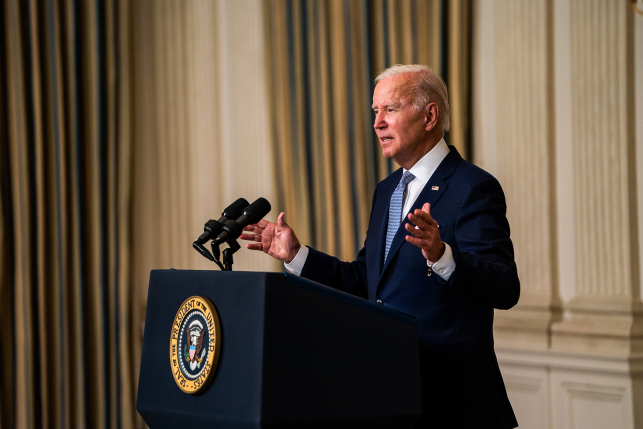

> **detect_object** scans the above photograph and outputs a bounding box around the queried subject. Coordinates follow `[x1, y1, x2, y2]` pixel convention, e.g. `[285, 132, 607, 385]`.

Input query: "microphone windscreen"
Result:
[243, 198, 271, 223]
[223, 198, 249, 219]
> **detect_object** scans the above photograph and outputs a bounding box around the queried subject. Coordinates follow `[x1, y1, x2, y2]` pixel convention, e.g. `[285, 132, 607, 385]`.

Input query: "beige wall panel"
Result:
[553, 0, 577, 305]
[501, 365, 551, 429]
[494, 0, 553, 305]
[569, 0, 633, 303]
[551, 370, 635, 429]
[487, 0, 558, 350]
[472, 0, 497, 174]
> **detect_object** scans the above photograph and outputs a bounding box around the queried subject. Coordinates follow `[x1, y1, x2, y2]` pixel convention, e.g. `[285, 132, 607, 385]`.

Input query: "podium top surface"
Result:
[282, 272, 417, 325]
[161, 269, 417, 326]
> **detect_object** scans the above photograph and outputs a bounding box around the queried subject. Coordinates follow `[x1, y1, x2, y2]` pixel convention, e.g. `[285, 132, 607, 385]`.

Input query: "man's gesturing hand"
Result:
[405, 202, 445, 264]
[240, 212, 301, 263]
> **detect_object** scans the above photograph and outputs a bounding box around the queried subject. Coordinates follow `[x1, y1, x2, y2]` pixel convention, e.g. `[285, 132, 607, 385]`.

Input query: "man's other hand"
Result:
[405, 202, 445, 264]
[240, 212, 301, 263]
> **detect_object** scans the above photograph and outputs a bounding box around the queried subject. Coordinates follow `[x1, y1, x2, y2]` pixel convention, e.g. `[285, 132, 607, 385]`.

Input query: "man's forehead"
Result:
[373, 77, 413, 106]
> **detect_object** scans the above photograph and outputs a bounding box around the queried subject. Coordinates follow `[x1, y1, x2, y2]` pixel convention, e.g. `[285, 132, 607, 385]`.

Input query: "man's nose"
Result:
[374, 112, 386, 129]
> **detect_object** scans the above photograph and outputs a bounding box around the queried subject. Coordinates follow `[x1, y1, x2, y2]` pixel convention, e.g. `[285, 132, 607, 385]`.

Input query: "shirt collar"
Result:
[404, 138, 449, 183]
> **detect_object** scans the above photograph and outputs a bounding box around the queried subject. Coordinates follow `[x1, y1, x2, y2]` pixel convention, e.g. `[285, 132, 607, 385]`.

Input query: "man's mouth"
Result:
[380, 137, 393, 142]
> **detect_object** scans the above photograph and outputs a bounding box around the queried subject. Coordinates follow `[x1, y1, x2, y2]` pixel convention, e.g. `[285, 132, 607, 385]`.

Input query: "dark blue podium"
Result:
[136, 270, 422, 428]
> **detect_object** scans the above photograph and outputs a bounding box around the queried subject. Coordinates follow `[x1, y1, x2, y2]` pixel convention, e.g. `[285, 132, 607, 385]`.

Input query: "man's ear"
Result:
[425, 103, 439, 131]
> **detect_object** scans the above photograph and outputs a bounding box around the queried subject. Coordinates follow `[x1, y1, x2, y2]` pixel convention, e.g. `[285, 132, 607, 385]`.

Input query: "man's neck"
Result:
[398, 134, 443, 170]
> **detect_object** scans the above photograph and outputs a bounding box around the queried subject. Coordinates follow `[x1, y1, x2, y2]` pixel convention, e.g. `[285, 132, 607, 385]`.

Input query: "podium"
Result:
[136, 270, 422, 428]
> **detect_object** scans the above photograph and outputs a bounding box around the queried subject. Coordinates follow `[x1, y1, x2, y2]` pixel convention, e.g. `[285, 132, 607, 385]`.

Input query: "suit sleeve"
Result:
[297, 182, 384, 299]
[300, 246, 369, 299]
[450, 176, 520, 310]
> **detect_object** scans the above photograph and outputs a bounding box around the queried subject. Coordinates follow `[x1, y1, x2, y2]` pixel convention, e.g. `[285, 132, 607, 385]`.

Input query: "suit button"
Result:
[376, 299, 383, 305]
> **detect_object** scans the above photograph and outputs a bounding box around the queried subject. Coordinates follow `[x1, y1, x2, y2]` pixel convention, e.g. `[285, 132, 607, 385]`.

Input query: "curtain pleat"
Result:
[264, 0, 470, 261]
[447, 0, 471, 158]
[0, 1, 14, 425]
[1, 0, 135, 427]
[116, 0, 135, 424]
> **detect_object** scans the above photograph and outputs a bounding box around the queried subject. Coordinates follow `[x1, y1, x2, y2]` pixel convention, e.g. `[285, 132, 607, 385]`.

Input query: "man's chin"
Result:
[381, 149, 394, 159]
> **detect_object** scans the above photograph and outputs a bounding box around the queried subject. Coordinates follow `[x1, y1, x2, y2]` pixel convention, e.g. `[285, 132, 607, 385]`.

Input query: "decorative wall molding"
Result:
[490, 0, 559, 350]
[474, 0, 643, 426]
[502, 370, 550, 429]
[568, 0, 635, 303]
[550, 0, 642, 358]
[552, 371, 635, 429]
[496, 348, 643, 429]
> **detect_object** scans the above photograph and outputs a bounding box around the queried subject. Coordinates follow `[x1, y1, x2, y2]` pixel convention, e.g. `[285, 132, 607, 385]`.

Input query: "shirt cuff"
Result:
[428, 243, 456, 281]
[284, 245, 309, 276]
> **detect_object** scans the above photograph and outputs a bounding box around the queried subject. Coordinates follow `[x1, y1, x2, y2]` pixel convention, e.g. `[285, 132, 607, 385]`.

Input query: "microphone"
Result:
[193, 242, 215, 262]
[195, 198, 249, 245]
[213, 197, 272, 245]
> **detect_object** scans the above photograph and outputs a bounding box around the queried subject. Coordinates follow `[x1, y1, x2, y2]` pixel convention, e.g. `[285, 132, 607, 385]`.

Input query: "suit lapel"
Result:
[378, 146, 462, 281]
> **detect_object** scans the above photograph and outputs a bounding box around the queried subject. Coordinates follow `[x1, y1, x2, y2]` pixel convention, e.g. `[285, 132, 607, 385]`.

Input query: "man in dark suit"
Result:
[241, 64, 519, 428]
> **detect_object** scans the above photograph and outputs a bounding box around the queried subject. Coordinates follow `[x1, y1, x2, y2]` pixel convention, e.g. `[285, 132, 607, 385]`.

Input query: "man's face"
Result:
[372, 75, 432, 169]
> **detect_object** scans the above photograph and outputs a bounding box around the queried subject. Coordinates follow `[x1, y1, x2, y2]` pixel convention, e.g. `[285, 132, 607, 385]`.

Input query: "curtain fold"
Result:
[1, 1, 135, 428]
[264, 0, 471, 261]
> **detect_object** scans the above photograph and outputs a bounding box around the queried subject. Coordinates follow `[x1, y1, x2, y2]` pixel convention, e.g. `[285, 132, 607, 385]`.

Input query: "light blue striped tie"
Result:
[384, 171, 415, 262]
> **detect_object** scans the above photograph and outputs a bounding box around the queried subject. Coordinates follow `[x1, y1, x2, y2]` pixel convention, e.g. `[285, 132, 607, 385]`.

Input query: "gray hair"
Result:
[374, 64, 450, 132]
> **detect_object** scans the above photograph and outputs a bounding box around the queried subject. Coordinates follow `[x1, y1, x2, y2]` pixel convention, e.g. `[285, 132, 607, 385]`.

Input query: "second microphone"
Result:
[213, 197, 272, 245]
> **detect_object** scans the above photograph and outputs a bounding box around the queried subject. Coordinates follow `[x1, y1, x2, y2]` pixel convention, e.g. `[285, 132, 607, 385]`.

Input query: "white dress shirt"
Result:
[286, 138, 456, 281]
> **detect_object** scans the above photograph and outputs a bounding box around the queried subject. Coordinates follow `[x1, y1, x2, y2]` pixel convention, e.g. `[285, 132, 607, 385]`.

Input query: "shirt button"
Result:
[376, 299, 383, 305]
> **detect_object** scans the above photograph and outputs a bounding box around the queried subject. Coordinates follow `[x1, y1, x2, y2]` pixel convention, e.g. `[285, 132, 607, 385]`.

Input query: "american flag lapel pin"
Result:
[431, 186, 439, 191]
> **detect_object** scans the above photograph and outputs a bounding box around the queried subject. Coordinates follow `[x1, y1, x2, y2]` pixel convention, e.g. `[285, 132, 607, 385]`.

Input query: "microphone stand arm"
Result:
[222, 239, 241, 271]
[210, 242, 226, 271]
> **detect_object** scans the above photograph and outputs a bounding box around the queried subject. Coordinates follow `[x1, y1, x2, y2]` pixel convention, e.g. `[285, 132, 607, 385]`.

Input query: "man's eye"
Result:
[387, 108, 395, 113]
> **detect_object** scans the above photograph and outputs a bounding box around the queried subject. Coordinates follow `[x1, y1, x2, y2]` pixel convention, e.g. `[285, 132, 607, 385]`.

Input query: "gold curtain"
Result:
[264, 0, 471, 261]
[1, 1, 136, 428]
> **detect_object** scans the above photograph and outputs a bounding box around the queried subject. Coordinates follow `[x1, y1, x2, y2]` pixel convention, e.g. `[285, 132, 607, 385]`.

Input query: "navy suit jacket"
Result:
[300, 146, 519, 428]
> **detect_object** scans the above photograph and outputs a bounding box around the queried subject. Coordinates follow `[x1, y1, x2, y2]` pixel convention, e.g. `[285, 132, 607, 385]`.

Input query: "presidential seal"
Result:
[169, 296, 221, 394]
